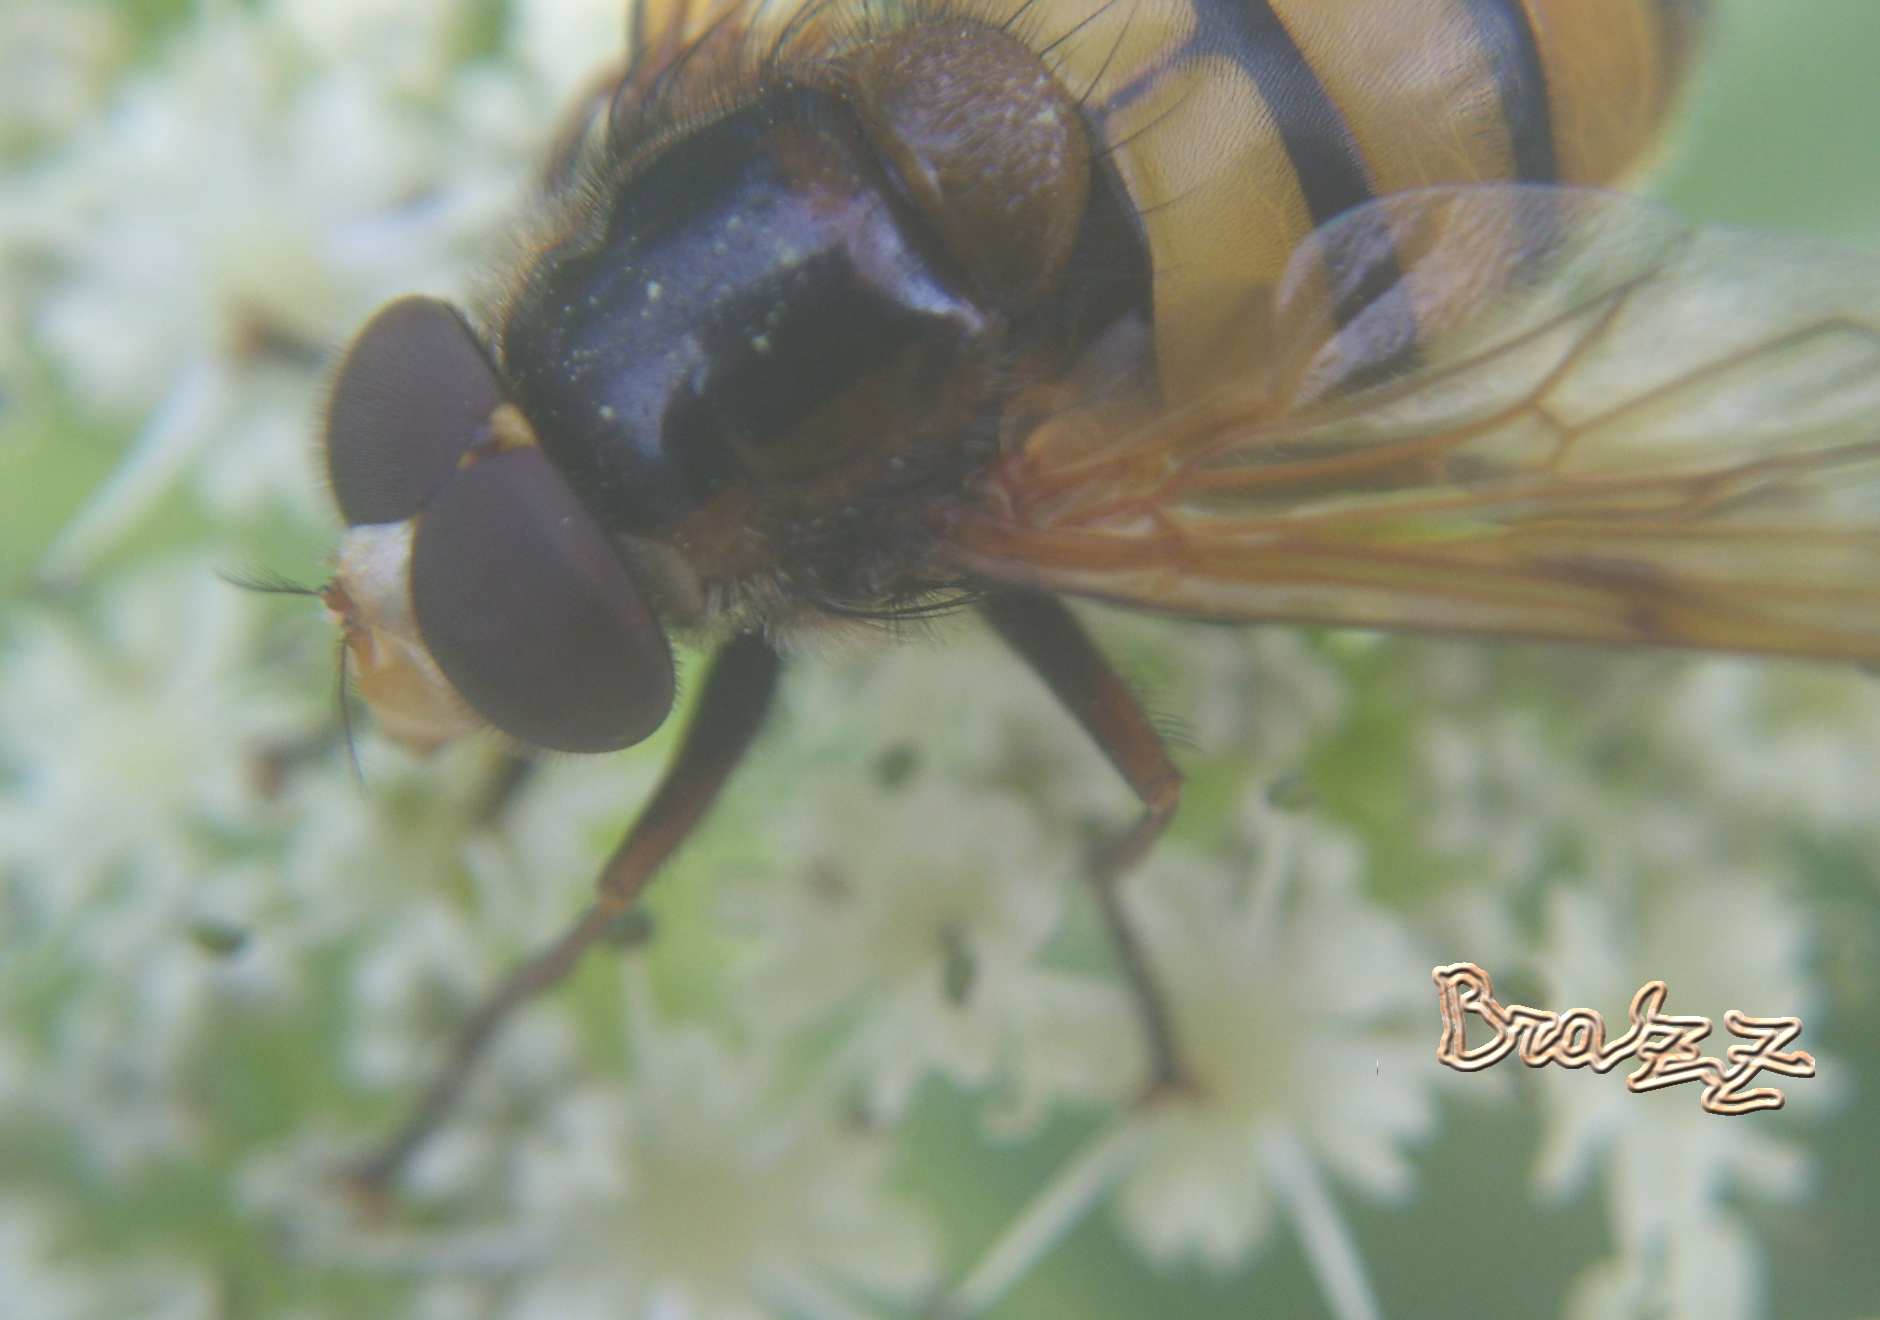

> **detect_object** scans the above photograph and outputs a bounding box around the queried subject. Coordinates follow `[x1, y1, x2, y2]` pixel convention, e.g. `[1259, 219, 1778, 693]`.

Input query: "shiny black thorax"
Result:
[497, 35, 1151, 615]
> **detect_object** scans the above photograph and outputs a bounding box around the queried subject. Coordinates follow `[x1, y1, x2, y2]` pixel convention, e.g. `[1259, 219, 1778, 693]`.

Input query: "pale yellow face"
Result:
[327, 521, 484, 753]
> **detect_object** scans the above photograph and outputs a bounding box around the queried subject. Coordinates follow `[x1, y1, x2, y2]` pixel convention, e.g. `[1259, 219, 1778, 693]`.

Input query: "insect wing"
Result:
[952, 186, 1880, 661]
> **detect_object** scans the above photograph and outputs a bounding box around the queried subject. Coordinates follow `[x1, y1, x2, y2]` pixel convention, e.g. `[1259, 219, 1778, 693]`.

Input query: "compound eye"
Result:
[326, 296, 505, 526]
[409, 445, 674, 752]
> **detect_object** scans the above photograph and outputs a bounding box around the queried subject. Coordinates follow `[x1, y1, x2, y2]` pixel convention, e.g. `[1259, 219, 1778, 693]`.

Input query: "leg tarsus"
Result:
[1089, 789, 1187, 1094]
[345, 634, 781, 1197]
[345, 899, 620, 1193]
[980, 592, 1191, 1096]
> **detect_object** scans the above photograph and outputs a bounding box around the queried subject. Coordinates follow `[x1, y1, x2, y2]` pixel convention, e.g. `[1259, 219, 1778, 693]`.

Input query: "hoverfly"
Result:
[319, 0, 1880, 1188]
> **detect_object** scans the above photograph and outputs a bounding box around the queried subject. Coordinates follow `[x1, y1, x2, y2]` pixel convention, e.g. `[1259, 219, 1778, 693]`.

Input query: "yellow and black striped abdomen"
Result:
[1049, 0, 1706, 393]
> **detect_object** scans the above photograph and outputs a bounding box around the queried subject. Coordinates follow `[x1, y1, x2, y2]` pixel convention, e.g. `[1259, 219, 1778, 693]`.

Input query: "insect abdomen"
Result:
[1061, 0, 1707, 392]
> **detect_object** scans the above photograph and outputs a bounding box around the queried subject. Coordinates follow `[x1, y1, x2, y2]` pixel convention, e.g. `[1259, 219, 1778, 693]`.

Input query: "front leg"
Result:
[979, 591, 1187, 1094]
[348, 632, 782, 1196]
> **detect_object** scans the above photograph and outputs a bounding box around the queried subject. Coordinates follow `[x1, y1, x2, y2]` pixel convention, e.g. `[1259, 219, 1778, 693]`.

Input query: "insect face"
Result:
[324, 296, 674, 754]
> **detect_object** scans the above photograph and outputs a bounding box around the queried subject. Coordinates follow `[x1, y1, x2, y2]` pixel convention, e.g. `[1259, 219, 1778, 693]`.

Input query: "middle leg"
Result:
[979, 591, 1187, 1093]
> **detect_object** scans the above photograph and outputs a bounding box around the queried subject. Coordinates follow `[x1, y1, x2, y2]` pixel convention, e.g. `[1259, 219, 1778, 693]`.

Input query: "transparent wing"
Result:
[951, 186, 1880, 661]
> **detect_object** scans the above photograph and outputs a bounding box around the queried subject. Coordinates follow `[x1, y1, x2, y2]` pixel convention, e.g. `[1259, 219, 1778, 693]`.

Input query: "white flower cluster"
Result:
[3, 0, 593, 578]
[2, 3, 1875, 1320]
[1404, 642, 1871, 1319]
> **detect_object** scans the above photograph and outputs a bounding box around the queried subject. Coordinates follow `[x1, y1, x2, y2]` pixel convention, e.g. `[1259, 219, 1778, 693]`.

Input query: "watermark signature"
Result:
[1432, 962, 1815, 1114]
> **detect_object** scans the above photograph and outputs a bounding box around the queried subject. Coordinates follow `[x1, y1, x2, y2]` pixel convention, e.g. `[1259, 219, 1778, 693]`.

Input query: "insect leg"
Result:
[979, 591, 1187, 1093]
[348, 632, 782, 1196]
[469, 752, 538, 827]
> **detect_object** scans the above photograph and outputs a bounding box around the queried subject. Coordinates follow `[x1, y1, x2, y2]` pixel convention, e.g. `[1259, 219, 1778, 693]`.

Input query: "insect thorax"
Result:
[494, 17, 1154, 626]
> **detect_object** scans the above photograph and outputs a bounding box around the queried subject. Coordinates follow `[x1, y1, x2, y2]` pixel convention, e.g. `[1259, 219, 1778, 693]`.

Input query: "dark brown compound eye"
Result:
[409, 445, 674, 753]
[325, 296, 506, 527]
